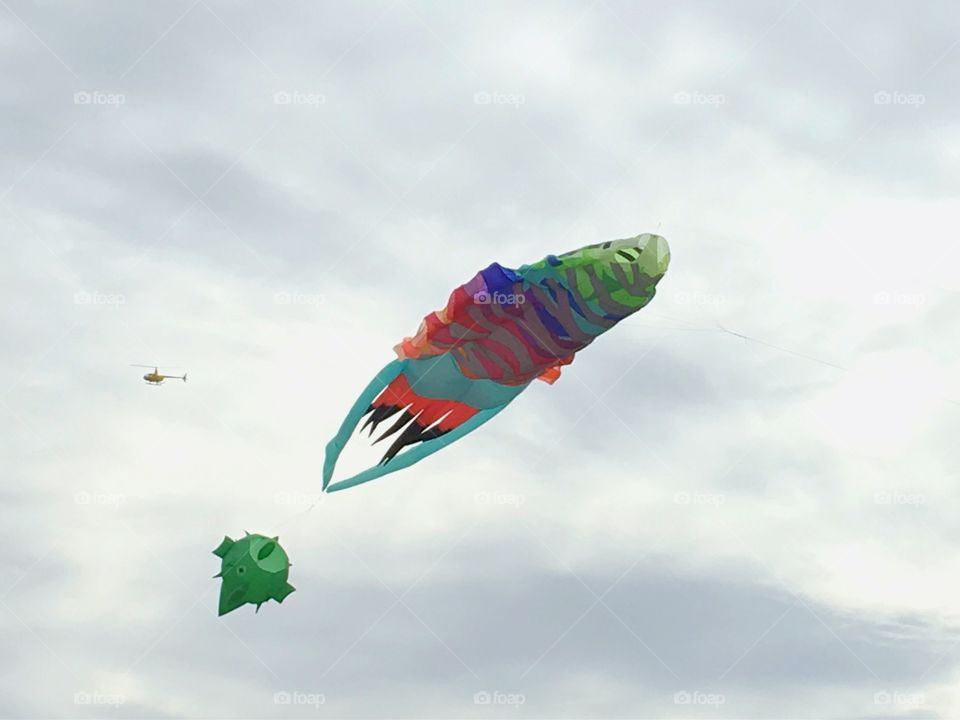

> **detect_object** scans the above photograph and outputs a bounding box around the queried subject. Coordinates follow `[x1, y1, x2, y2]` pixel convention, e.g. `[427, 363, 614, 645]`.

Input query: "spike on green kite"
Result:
[212, 533, 295, 616]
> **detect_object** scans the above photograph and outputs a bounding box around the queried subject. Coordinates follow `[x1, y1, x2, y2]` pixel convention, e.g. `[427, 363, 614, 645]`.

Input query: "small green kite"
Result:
[212, 533, 295, 616]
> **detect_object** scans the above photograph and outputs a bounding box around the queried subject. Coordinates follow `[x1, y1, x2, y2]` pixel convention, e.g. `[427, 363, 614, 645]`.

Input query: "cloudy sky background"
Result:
[2, 0, 959, 717]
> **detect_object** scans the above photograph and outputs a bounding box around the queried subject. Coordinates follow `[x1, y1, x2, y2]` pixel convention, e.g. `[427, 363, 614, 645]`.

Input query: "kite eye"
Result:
[236, 566, 246, 575]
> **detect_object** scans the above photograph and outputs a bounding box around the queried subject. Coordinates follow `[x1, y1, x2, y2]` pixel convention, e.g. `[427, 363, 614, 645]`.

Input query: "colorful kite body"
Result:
[323, 233, 671, 492]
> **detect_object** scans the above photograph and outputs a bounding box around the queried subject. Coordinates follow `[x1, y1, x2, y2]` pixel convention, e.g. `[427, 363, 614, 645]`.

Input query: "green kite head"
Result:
[557, 233, 670, 279]
[213, 532, 295, 616]
[519, 233, 671, 314]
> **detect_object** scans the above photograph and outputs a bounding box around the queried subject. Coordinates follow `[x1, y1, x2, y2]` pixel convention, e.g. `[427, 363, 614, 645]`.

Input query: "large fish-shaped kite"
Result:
[323, 233, 671, 492]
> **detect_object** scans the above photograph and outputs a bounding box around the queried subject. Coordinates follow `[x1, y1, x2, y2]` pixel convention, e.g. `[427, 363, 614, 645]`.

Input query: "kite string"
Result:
[634, 305, 850, 370]
[271, 485, 330, 535]
[714, 323, 848, 371]
[706, 322, 959, 405]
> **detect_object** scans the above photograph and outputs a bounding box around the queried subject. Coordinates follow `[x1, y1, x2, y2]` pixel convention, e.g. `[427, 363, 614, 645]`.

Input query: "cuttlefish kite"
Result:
[323, 233, 671, 492]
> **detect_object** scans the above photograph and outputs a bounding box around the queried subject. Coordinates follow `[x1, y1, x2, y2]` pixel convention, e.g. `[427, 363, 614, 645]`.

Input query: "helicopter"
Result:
[131, 365, 187, 385]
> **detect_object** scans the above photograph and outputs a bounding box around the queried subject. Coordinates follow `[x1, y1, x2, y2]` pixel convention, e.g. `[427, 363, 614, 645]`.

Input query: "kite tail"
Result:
[325, 404, 511, 493]
[322, 354, 528, 493]
[322, 359, 406, 491]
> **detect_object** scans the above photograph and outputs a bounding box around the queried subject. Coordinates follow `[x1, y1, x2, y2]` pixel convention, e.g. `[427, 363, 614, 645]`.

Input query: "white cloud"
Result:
[2, 0, 958, 717]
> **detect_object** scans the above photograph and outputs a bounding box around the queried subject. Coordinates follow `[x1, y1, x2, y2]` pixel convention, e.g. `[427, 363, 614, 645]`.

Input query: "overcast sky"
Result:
[2, 0, 959, 718]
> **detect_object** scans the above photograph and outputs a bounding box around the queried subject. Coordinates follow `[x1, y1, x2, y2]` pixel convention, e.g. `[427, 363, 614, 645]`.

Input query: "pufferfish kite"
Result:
[322, 233, 670, 492]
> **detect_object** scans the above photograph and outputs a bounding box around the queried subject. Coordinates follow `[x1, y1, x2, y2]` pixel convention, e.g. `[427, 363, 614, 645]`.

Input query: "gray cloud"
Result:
[2, 0, 958, 717]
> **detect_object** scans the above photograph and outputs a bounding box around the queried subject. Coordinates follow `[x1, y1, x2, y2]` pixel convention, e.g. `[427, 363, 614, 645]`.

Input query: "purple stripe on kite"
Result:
[480, 263, 520, 294]
[532, 299, 567, 339]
